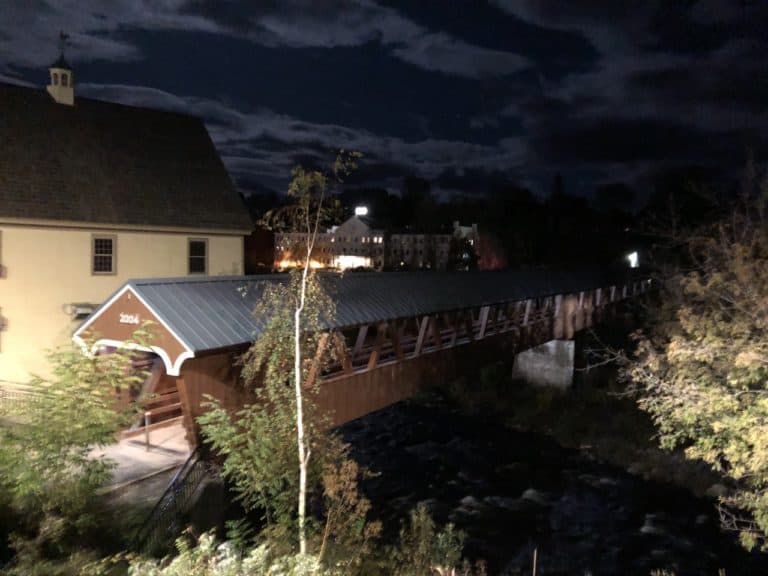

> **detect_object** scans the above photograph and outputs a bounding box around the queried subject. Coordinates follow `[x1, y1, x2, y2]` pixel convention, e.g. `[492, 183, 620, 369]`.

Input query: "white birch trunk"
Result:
[295, 244, 310, 555]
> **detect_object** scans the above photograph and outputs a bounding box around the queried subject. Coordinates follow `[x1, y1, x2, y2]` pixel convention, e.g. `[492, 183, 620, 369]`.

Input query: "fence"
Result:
[0, 382, 42, 419]
[133, 447, 218, 555]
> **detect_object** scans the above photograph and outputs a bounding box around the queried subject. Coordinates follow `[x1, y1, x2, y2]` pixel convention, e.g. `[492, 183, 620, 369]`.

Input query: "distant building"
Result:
[0, 58, 251, 383]
[329, 214, 386, 270]
[453, 221, 479, 245]
[275, 214, 385, 270]
[387, 233, 451, 270]
[274, 212, 476, 272]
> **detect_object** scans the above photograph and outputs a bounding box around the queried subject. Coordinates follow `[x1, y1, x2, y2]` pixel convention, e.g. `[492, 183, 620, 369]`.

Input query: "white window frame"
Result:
[188, 238, 208, 275]
[92, 234, 116, 275]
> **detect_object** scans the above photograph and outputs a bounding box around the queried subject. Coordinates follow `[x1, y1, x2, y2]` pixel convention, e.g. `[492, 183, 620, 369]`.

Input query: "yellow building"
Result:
[0, 61, 252, 384]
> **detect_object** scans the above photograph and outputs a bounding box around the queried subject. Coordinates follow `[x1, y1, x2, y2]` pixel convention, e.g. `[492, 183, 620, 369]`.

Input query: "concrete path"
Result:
[92, 422, 191, 491]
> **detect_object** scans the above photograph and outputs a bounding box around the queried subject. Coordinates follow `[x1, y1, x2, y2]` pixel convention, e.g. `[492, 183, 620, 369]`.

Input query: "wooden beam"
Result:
[464, 309, 475, 341]
[332, 332, 353, 374]
[306, 332, 330, 387]
[175, 377, 196, 447]
[367, 323, 387, 371]
[477, 305, 490, 339]
[507, 301, 521, 332]
[522, 299, 532, 325]
[430, 315, 443, 350]
[487, 304, 502, 335]
[553, 294, 564, 339]
[351, 324, 368, 363]
[391, 319, 405, 360]
[413, 315, 430, 357]
[448, 311, 459, 347]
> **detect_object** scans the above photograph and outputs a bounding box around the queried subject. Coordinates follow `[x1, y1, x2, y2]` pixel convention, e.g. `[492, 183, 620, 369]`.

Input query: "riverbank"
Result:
[339, 385, 765, 574]
[441, 361, 725, 500]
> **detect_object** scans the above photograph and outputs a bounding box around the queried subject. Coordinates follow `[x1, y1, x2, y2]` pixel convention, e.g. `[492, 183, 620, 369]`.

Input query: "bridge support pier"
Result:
[512, 339, 574, 389]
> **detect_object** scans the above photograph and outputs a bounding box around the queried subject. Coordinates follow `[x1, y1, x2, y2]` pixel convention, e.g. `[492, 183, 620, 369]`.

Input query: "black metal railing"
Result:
[133, 447, 218, 554]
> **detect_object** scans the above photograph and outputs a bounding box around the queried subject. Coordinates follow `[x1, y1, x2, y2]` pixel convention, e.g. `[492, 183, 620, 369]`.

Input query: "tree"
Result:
[199, 152, 378, 563]
[628, 188, 768, 549]
[0, 327, 152, 574]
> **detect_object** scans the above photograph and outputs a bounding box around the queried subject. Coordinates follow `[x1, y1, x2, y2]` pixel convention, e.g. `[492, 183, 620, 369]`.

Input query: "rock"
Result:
[404, 440, 443, 461]
[521, 488, 552, 506]
[706, 483, 728, 499]
[450, 495, 492, 521]
[640, 514, 667, 536]
[484, 495, 528, 512]
[416, 498, 440, 515]
[459, 495, 484, 509]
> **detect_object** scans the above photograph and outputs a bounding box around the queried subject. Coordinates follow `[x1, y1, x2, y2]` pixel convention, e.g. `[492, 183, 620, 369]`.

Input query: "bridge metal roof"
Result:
[78, 268, 639, 356]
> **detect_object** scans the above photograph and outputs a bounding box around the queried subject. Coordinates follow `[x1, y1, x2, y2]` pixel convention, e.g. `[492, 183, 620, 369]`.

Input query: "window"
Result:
[188, 238, 208, 274]
[92, 235, 116, 274]
[61, 73, 68, 87]
[52, 72, 59, 85]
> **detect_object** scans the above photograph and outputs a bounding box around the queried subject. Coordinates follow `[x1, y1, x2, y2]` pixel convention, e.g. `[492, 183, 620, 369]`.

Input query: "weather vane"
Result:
[58, 30, 70, 60]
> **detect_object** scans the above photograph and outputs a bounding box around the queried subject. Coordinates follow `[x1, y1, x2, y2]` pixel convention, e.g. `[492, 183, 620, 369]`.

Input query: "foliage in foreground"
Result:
[0, 328, 152, 574]
[628, 199, 768, 550]
[98, 504, 482, 576]
[198, 269, 380, 570]
[390, 504, 485, 576]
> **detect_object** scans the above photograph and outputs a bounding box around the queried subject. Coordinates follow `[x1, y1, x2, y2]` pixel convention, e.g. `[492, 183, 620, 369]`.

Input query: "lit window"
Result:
[189, 238, 208, 274]
[92, 235, 116, 274]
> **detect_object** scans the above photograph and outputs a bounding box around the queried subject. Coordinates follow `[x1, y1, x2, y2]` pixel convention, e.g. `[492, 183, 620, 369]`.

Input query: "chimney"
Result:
[46, 32, 74, 106]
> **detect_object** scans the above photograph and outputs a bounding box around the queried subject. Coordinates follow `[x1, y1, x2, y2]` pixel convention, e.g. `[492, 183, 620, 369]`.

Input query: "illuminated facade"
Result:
[0, 66, 251, 383]
[275, 214, 386, 271]
[274, 216, 480, 272]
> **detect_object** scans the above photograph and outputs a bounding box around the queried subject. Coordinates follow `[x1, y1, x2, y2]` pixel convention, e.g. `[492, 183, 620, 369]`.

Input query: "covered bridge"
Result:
[74, 268, 648, 442]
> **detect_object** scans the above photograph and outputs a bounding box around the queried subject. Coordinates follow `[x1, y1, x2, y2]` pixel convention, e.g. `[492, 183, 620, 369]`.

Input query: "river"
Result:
[340, 393, 768, 575]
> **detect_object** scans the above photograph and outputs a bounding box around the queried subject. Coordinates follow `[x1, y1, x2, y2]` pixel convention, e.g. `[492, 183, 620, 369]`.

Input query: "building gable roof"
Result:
[334, 215, 376, 236]
[0, 83, 252, 232]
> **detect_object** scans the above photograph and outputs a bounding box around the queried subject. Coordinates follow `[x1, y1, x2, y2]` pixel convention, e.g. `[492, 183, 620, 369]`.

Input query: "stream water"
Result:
[339, 395, 768, 575]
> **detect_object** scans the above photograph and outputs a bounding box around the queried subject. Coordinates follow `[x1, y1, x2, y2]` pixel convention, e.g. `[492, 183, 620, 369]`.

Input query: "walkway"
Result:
[93, 422, 190, 495]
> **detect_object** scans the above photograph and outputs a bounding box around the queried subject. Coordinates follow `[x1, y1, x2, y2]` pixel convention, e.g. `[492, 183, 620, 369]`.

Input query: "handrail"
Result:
[133, 447, 218, 554]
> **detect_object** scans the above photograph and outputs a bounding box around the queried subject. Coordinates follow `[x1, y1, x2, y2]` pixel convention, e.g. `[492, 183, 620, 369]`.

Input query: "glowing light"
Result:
[335, 255, 371, 270]
[354, 206, 369, 216]
[626, 251, 639, 268]
[277, 259, 326, 270]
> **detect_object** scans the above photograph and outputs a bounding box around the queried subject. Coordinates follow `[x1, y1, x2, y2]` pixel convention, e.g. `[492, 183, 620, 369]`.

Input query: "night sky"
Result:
[1, 1, 766, 202]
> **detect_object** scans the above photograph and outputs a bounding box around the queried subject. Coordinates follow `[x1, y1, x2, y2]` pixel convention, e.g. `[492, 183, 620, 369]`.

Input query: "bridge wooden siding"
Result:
[175, 277, 648, 440]
[312, 279, 645, 383]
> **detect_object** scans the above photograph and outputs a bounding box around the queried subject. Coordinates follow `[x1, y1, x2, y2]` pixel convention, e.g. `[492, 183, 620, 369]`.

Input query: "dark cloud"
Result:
[532, 119, 733, 164]
[1, 1, 766, 200]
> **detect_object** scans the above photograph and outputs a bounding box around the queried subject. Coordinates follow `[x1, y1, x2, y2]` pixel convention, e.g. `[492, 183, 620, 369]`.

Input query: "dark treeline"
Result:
[243, 165, 751, 270]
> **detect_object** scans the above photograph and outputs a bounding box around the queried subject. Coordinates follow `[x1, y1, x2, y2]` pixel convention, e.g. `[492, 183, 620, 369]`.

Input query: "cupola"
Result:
[46, 32, 74, 106]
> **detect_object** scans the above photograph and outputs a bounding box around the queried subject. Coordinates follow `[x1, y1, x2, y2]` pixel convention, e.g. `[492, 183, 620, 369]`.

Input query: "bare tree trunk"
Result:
[295, 247, 310, 555]
[295, 248, 310, 555]
[295, 190, 323, 555]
